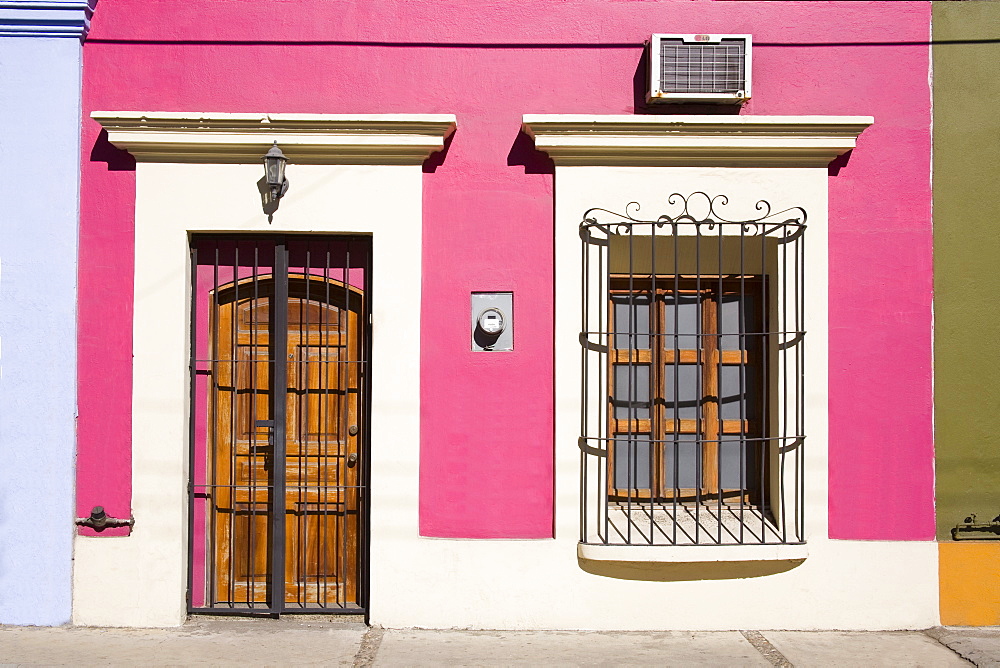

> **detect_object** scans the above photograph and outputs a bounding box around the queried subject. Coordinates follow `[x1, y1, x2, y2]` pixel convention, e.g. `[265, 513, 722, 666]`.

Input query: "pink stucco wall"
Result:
[79, 0, 933, 541]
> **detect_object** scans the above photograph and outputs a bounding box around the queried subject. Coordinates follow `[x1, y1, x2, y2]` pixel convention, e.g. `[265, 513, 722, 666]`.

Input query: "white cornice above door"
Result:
[92, 112, 457, 165]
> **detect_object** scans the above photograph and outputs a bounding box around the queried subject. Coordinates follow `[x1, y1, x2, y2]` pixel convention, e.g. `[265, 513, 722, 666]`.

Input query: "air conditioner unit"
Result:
[647, 34, 752, 104]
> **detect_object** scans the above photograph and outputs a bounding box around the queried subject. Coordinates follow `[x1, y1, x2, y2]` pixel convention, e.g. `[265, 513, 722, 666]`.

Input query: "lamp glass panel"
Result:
[265, 158, 285, 186]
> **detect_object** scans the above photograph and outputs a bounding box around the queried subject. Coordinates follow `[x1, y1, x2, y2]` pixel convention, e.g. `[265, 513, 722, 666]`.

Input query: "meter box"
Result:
[471, 292, 513, 351]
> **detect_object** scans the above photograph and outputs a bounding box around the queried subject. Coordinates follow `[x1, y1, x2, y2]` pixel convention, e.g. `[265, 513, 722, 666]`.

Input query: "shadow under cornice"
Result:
[579, 556, 805, 582]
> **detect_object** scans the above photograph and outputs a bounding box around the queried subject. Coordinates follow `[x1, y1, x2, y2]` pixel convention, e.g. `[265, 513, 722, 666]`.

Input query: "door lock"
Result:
[348, 425, 359, 436]
[255, 419, 275, 447]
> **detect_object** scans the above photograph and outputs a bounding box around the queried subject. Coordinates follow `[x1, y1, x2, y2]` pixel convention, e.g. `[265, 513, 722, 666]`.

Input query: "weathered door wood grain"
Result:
[211, 276, 360, 608]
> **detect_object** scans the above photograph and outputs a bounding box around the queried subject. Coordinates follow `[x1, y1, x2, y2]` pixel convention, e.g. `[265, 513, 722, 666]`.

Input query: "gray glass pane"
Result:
[663, 294, 700, 349]
[613, 364, 651, 419]
[663, 364, 700, 419]
[612, 295, 651, 349]
[720, 365, 758, 420]
[720, 293, 758, 350]
[662, 434, 700, 489]
[614, 434, 651, 489]
[718, 437, 759, 489]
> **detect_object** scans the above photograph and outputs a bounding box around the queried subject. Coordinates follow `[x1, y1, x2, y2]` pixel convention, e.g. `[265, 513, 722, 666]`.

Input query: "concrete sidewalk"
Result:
[0, 618, 994, 667]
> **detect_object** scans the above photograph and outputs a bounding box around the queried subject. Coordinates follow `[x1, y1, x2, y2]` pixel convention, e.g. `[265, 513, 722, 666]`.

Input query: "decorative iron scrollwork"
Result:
[581, 192, 807, 238]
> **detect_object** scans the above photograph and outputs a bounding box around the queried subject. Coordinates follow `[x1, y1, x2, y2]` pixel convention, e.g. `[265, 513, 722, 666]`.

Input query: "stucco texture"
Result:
[933, 1, 1000, 542]
[79, 0, 932, 542]
[0, 35, 80, 625]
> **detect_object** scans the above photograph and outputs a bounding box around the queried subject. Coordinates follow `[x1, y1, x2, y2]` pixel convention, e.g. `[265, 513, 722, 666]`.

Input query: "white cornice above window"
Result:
[0, 0, 96, 38]
[91, 112, 457, 165]
[523, 114, 873, 167]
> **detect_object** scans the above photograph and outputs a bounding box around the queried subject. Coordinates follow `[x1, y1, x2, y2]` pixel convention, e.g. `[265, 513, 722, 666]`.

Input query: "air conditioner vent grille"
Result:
[659, 39, 746, 94]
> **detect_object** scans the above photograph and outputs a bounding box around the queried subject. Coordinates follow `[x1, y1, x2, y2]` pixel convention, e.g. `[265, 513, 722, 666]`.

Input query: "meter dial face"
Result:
[478, 308, 505, 335]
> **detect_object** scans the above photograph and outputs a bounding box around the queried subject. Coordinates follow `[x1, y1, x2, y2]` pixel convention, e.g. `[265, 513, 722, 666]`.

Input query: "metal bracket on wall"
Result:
[951, 513, 1000, 540]
[75, 506, 135, 531]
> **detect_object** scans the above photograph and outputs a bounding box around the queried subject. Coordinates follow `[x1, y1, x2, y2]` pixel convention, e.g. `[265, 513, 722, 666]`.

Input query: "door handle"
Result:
[347, 453, 358, 467]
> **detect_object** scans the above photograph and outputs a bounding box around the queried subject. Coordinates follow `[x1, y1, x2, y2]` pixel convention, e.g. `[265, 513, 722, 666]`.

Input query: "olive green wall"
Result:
[934, 2, 1000, 540]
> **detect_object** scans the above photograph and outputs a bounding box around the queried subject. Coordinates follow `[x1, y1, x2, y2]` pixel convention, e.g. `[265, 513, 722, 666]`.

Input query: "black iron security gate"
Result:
[187, 235, 371, 615]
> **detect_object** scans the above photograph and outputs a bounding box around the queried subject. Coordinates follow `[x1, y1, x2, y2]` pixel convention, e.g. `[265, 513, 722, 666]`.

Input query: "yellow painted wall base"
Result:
[940, 542, 1000, 626]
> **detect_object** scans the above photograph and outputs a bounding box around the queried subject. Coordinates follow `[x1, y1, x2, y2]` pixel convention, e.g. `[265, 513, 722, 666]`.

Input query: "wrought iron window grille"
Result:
[579, 193, 806, 548]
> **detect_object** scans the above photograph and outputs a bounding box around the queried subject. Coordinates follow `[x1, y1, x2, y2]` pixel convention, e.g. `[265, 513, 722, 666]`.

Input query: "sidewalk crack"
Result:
[923, 627, 978, 665]
[741, 630, 794, 667]
[353, 625, 385, 668]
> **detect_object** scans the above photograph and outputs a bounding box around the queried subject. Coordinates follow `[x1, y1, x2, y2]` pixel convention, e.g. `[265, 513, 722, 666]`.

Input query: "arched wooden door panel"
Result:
[189, 237, 369, 614]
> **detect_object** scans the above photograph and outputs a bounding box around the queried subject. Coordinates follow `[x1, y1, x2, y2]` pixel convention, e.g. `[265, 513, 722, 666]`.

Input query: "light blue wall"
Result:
[0, 23, 85, 624]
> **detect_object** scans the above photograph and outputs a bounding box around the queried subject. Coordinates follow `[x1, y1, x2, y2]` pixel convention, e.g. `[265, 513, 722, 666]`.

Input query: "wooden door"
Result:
[210, 276, 361, 609]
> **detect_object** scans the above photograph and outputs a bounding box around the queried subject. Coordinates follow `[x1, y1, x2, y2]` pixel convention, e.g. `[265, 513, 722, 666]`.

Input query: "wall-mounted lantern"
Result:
[263, 141, 289, 200]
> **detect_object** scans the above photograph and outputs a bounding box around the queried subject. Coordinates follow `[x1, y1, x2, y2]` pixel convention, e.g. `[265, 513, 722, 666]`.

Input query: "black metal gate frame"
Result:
[186, 234, 372, 617]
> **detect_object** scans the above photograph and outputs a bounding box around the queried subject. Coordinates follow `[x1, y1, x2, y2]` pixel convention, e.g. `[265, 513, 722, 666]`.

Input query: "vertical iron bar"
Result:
[342, 240, 352, 609]
[211, 241, 220, 607]
[739, 223, 746, 544]
[599, 228, 608, 545]
[649, 220, 656, 544]
[270, 239, 289, 613]
[320, 243, 330, 609]
[187, 240, 199, 611]
[694, 221, 702, 544]
[716, 221, 723, 545]
[249, 243, 259, 605]
[228, 242, 238, 608]
[360, 236, 372, 616]
[302, 246, 310, 609]
[780, 225, 788, 544]
[671, 223, 679, 546]
[798, 226, 806, 542]
[759, 219, 767, 543]
[580, 224, 588, 544]
[326, 241, 334, 607]
[626, 224, 635, 544]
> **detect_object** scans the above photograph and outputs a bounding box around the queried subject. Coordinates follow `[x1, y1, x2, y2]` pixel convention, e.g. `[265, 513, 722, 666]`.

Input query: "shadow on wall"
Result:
[256, 177, 280, 222]
[507, 129, 554, 174]
[828, 149, 854, 177]
[632, 49, 741, 116]
[579, 557, 805, 582]
[90, 129, 136, 171]
[423, 128, 455, 173]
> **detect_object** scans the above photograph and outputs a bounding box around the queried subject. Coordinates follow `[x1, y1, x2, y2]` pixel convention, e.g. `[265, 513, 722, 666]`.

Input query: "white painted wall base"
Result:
[368, 538, 937, 631]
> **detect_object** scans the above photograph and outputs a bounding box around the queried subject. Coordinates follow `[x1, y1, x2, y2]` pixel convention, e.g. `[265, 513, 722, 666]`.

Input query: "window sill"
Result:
[577, 541, 808, 563]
